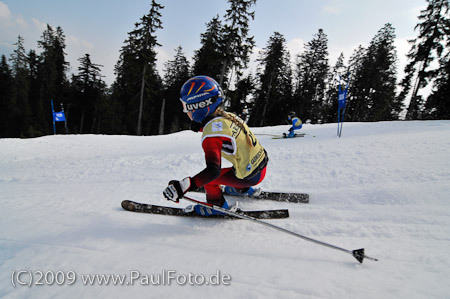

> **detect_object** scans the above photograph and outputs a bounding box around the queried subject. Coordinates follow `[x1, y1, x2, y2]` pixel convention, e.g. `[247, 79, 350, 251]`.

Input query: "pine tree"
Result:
[400, 0, 450, 120]
[345, 45, 367, 121]
[37, 25, 69, 134]
[226, 74, 255, 121]
[367, 23, 400, 121]
[192, 16, 224, 80]
[423, 52, 450, 119]
[38, 26, 69, 99]
[348, 24, 399, 121]
[422, 1, 450, 119]
[112, 0, 164, 135]
[294, 29, 329, 123]
[322, 53, 346, 123]
[10, 36, 28, 72]
[162, 46, 191, 133]
[27, 50, 45, 136]
[249, 32, 293, 126]
[70, 54, 106, 133]
[219, 0, 256, 89]
[10, 35, 31, 137]
[0, 55, 14, 137]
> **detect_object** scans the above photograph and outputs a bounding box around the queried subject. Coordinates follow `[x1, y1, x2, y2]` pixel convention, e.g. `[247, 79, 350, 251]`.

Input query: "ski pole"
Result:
[183, 195, 378, 263]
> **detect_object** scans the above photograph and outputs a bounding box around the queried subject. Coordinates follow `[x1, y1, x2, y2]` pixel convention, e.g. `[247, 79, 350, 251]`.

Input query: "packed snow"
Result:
[1, 120, 450, 299]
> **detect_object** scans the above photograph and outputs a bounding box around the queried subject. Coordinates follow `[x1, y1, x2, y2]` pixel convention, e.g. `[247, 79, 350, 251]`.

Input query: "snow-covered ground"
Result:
[1, 120, 449, 299]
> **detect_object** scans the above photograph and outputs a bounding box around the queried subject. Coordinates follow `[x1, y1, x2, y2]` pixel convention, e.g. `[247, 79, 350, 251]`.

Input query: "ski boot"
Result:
[282, 131, 296, 138]
[223, 186, 261, 197]
[193, 200, 229, 216]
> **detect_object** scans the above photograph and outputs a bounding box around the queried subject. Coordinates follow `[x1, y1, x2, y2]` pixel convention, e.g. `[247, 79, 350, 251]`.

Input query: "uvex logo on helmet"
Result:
[185, 97, 215, 111]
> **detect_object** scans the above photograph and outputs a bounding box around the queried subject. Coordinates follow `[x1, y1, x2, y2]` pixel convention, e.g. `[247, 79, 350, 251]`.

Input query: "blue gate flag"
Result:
[53, 111, 66, 122]
[337, 72, 350, 138]
[338, 89, 347, 109]
[51, 99, 68, 135]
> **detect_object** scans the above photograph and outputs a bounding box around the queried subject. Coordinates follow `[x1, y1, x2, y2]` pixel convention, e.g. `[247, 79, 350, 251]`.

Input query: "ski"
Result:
[255, 133, 315, 139]
[273, 133, 309, 139]
[251, 191, 309, 203]
[273, 134, 303, 139]
[194, 188, 309, 204]
[121, 200, 289, 219]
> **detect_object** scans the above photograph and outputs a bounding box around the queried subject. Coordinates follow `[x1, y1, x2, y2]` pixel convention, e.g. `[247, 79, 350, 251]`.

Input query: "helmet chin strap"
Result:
[189, 112, 218, 132]
[190, 120, 203, 132]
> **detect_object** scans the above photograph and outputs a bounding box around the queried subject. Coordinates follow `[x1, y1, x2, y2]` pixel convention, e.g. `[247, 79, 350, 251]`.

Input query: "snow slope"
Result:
[1, 121, 450, 299]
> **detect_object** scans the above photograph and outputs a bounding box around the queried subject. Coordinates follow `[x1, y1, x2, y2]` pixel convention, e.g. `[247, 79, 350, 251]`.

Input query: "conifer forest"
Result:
[1, 0, 449, 138]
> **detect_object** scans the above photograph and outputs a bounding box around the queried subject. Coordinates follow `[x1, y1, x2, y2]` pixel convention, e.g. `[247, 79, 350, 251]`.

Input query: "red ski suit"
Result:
[191, 136, 267, 205]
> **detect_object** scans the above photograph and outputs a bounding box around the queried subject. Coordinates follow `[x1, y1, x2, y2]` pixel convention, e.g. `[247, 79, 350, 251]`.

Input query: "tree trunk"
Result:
[137, 64, 147, 136]
[260, 71, 274, 127]
[158, 98, 165, 135]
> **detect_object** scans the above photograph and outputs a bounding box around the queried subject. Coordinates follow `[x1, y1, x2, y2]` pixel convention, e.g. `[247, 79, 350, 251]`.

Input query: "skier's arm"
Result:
[191, 137, 223, 188]
[163, 137, 222, 202]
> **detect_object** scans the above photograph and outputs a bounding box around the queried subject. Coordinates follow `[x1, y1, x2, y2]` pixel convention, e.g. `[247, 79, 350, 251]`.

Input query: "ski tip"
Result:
[121, 200, 135, 211]
[352, 248, 365, 263]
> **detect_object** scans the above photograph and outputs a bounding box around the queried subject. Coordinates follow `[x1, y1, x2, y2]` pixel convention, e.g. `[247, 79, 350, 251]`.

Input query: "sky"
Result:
[0, 0, 428, 87]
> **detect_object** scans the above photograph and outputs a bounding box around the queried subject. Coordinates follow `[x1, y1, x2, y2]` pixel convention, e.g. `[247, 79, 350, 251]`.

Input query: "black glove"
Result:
[163, 177, 191, 202]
